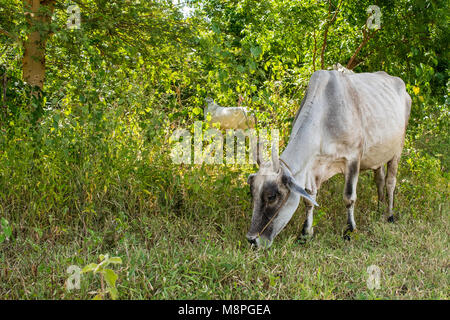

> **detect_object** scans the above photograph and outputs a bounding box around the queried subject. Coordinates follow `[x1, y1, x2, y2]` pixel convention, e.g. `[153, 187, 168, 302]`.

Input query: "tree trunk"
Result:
[320, 0, 342, 70]
[22, 0, 54, 90]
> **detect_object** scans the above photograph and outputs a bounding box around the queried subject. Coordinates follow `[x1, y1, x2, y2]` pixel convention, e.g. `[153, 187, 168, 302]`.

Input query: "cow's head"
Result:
[246, 146, 317, 248]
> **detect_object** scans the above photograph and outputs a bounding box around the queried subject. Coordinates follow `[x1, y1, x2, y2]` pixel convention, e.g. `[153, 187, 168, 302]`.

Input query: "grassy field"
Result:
[1, 0, 448, 301]
[0, 96, 448, 300]
[1, 163, 448, 300]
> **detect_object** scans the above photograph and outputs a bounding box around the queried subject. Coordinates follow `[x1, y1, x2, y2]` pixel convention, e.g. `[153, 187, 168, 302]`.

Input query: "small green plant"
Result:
[81, 254, 122, 300]
[0, 218, 12, 244]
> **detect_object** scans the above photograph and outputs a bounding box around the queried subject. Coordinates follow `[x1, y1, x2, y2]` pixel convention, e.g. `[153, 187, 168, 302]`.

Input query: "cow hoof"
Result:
[297, 235, 312, 244]
[298, 231, 314, 244]
[387, 215, 395, 223]
[343, 226, 356, 241]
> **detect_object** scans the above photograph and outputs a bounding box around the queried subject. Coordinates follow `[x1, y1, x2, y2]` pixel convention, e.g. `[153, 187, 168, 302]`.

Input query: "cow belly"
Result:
[360, 136, 403, 170]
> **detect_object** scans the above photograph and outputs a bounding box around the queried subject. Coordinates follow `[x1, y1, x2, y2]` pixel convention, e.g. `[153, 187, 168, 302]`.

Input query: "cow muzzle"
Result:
[246, 233, 272, 248]
[246, 233, 258, 246]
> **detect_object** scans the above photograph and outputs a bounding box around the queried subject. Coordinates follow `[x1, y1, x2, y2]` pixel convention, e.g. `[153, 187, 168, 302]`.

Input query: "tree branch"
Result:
[312, 29, 317, 72]
[320, 0, 343, 69]
[0, 29, 18, 40]
[346, 27, 379, 70]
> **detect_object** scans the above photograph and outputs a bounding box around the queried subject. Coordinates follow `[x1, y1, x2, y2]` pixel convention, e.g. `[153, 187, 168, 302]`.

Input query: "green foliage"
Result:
[0, 0, 448, 300]
[0, 66, 45, 130]
[81, 254, 122, 300]
[0, 217, 11, 244]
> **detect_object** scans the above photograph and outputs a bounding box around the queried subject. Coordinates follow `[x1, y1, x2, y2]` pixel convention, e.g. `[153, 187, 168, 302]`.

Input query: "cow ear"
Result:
[247, 173, 256, 185]
[283, 175, 319, 206]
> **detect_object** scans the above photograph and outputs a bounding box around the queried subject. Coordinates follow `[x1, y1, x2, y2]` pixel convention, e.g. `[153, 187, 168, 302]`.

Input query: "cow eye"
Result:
[268, 194, 277, 202]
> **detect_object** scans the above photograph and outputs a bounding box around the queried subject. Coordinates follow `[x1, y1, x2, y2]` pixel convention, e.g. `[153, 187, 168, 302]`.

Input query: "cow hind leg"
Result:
[374, 165, 385, 210]
[343, 160, 360, 240]
[386, 155, 400, 223]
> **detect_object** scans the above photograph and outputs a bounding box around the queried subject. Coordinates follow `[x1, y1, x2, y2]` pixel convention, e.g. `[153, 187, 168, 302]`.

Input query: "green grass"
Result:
[1, 169, 448, 300]
[0, 100, 448, 300]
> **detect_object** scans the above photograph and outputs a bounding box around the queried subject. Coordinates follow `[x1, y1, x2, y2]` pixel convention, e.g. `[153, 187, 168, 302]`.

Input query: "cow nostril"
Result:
[246, 234, 257, 245]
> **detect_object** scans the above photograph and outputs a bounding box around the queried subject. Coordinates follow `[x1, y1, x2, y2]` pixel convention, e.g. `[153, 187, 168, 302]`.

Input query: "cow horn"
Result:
[272, 143, 280, 172]
[256, 141, 262, 166]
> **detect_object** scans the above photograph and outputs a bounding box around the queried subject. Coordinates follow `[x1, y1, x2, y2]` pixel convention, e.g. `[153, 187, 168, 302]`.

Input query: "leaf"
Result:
[250, 46, 262, 58]
[103, 268, 118, 288]
[1, 217, 8, 227]
[269, 275, 279, 287]
[1, 218, 11, 238]
[211, 23, 220, 34]
[81, 263, 98, 273]
[192, 107, 203, 116]
[108, 287, 119, 300]
[108, 257, 122, 264]
[92, 293, 103, 300]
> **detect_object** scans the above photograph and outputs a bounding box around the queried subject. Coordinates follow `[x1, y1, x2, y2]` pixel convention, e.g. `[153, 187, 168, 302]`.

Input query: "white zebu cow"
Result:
[205, 97, 256, 130]
[246, 70, 411, 248]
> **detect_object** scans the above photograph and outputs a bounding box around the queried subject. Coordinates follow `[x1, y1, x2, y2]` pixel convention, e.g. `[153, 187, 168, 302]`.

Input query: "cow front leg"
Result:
[343, 160, 360, 240]
[299, 191, 317, 242]
[386, 156, 400, 223]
